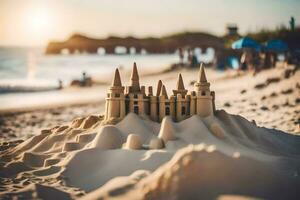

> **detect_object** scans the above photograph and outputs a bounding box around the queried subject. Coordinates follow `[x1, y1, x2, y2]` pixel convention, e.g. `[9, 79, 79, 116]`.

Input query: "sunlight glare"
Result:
[26, 7, 53, 35]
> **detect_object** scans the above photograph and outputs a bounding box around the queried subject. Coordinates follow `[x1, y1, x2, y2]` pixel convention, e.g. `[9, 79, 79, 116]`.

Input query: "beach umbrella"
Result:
[231, 37, 261, 51]
[265, 39, 288, 52]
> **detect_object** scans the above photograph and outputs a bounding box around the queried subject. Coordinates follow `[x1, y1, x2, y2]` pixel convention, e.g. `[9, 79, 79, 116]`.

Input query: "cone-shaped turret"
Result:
[112, 68, 122, 87]
[176, 74, 185, 90]
[198, 63, 207, 83]
[129, 62, 140, 92]
[194, 63, 210, 92]
[156, 80, 162, 96]
[173, 73, 188, 96]
[131, 62, 139, 80]
[160, 85, 168, 99]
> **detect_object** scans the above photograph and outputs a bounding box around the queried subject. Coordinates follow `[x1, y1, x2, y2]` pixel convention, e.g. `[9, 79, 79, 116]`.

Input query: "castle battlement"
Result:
[104, 62, 216, 122]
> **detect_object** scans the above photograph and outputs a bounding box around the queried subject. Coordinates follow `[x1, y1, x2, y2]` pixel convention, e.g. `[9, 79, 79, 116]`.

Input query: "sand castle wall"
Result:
[104, 63, 215, 123]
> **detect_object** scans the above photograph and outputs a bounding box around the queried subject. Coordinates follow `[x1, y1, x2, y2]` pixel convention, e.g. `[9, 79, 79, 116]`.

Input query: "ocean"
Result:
[0, 47, 214, 91]
[0, 46, 214, 111]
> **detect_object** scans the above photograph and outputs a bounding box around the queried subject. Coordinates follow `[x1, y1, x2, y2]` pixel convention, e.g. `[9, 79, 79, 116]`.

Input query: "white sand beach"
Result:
[0, 64, 299, 200]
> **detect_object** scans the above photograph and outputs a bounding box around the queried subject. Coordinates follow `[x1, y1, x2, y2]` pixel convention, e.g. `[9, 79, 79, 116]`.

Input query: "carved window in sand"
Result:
[115, 93, 120, 97]
[134, 106, 139, 114]
[181, 106, 186, 115]
[201, 91, 206, 96]
[134, 101, 138, 105]
[165, 107, 170, 115]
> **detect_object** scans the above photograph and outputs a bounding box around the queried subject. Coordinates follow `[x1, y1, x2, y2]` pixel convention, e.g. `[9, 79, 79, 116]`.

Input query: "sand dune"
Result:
[1, 109, 300, 199]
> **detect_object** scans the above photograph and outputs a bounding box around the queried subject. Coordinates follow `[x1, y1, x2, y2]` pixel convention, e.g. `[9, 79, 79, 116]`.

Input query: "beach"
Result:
[1, 1, 300, 199]
[0, 63, 299, 199]
[0, 64, 298, 144]
[0, 48, 300, 200]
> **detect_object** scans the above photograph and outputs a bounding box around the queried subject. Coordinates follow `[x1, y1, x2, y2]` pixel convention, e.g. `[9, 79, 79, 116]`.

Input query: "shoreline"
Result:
[0, 98, 104, 115]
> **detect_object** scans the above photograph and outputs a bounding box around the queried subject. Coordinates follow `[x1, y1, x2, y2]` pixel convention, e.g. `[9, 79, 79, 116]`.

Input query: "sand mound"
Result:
[158, 116, 177, 142]
[81, 115, 101, 129]
[91, 126, 124, 149]
[93, 144, 300, 200]
[124, 134, 142, 150]
[149, 138, 164, 149]
[116, 113, 159, 143]
[1, 111, 300, 199]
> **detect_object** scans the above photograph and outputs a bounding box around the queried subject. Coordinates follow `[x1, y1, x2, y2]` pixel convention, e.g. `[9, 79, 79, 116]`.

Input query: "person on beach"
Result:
[240, 52, 248, 70]
[178, 47, 184, 65]
[187, 48, 199, 68]
[58, 79, 63, 89]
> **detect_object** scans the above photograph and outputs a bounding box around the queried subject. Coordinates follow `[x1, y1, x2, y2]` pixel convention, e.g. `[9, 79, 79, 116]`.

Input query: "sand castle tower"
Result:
[173, 74, 190, 121]
[193, 64, 214, 117]
[126, 63, 150, 116]
[149, 80, 162, 122]
[128, 62, 140, 93]
[104, 69, 126, 120]
[159, 84, 175, 122]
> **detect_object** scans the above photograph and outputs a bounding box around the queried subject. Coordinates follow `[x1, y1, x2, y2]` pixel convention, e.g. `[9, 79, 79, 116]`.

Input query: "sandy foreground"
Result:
[0, 66, 299, 200]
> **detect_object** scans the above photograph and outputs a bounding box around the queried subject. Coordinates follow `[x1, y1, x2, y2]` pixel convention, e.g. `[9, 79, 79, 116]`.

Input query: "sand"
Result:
[1, 109, 300, 199]
[0, 65, 298, 142]
[0, 65, 299, 200]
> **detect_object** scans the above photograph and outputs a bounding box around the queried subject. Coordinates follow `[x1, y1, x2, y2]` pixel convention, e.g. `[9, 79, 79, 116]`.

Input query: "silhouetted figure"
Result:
[58, 79, 63, 89]
[80, 71, 92, 87]
[240, 52, 247, 70]
[82, 71, 87, 82]
[191, 54, 199, 68]
[252, 52, 260, 75]
[271, 52, 277, 68]
[187, 48, 198, 68]
[178, 47, 184, 64]
[290, 16, 295, 31]
[264, 52, 272, 69]
[187, 48, 193, 65]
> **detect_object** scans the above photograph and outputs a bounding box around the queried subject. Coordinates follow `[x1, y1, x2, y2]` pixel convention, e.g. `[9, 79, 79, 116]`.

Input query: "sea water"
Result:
[0, 47, 178, 89]
[0, 47, 214, 110]
[0, 47, 214, 91]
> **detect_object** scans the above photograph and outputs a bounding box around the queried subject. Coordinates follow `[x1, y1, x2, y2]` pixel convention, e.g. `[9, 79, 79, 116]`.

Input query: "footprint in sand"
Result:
[260, 106, 269, 111]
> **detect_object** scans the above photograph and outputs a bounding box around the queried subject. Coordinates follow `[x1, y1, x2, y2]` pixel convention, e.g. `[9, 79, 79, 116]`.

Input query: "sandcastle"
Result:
[104, 62, 216, 122]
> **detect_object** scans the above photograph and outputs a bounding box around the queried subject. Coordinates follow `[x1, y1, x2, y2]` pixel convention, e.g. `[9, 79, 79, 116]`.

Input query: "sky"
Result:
[0, 0, 299, 47]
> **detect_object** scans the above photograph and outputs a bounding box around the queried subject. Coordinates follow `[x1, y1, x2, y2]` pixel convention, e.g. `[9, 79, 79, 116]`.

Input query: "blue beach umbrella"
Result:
[265, 39, 288, 52]
[231, 37, 261, 51]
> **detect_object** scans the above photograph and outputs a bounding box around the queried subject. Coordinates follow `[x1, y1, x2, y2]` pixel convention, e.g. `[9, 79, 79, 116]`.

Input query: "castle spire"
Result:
[131, 62, 139, 80]
[130, 62, 140, 92]
[160, 85, 168, 99]
[173, 73, 187, 96]
[112, 68, 122, 87]
[156, 80, 162, 96]
[198, 63, 207, 83]
[176, 74, 185, 90]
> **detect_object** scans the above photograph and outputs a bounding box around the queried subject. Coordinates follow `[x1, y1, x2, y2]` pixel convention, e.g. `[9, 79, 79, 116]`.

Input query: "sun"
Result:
[26, 8, 53, 35]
